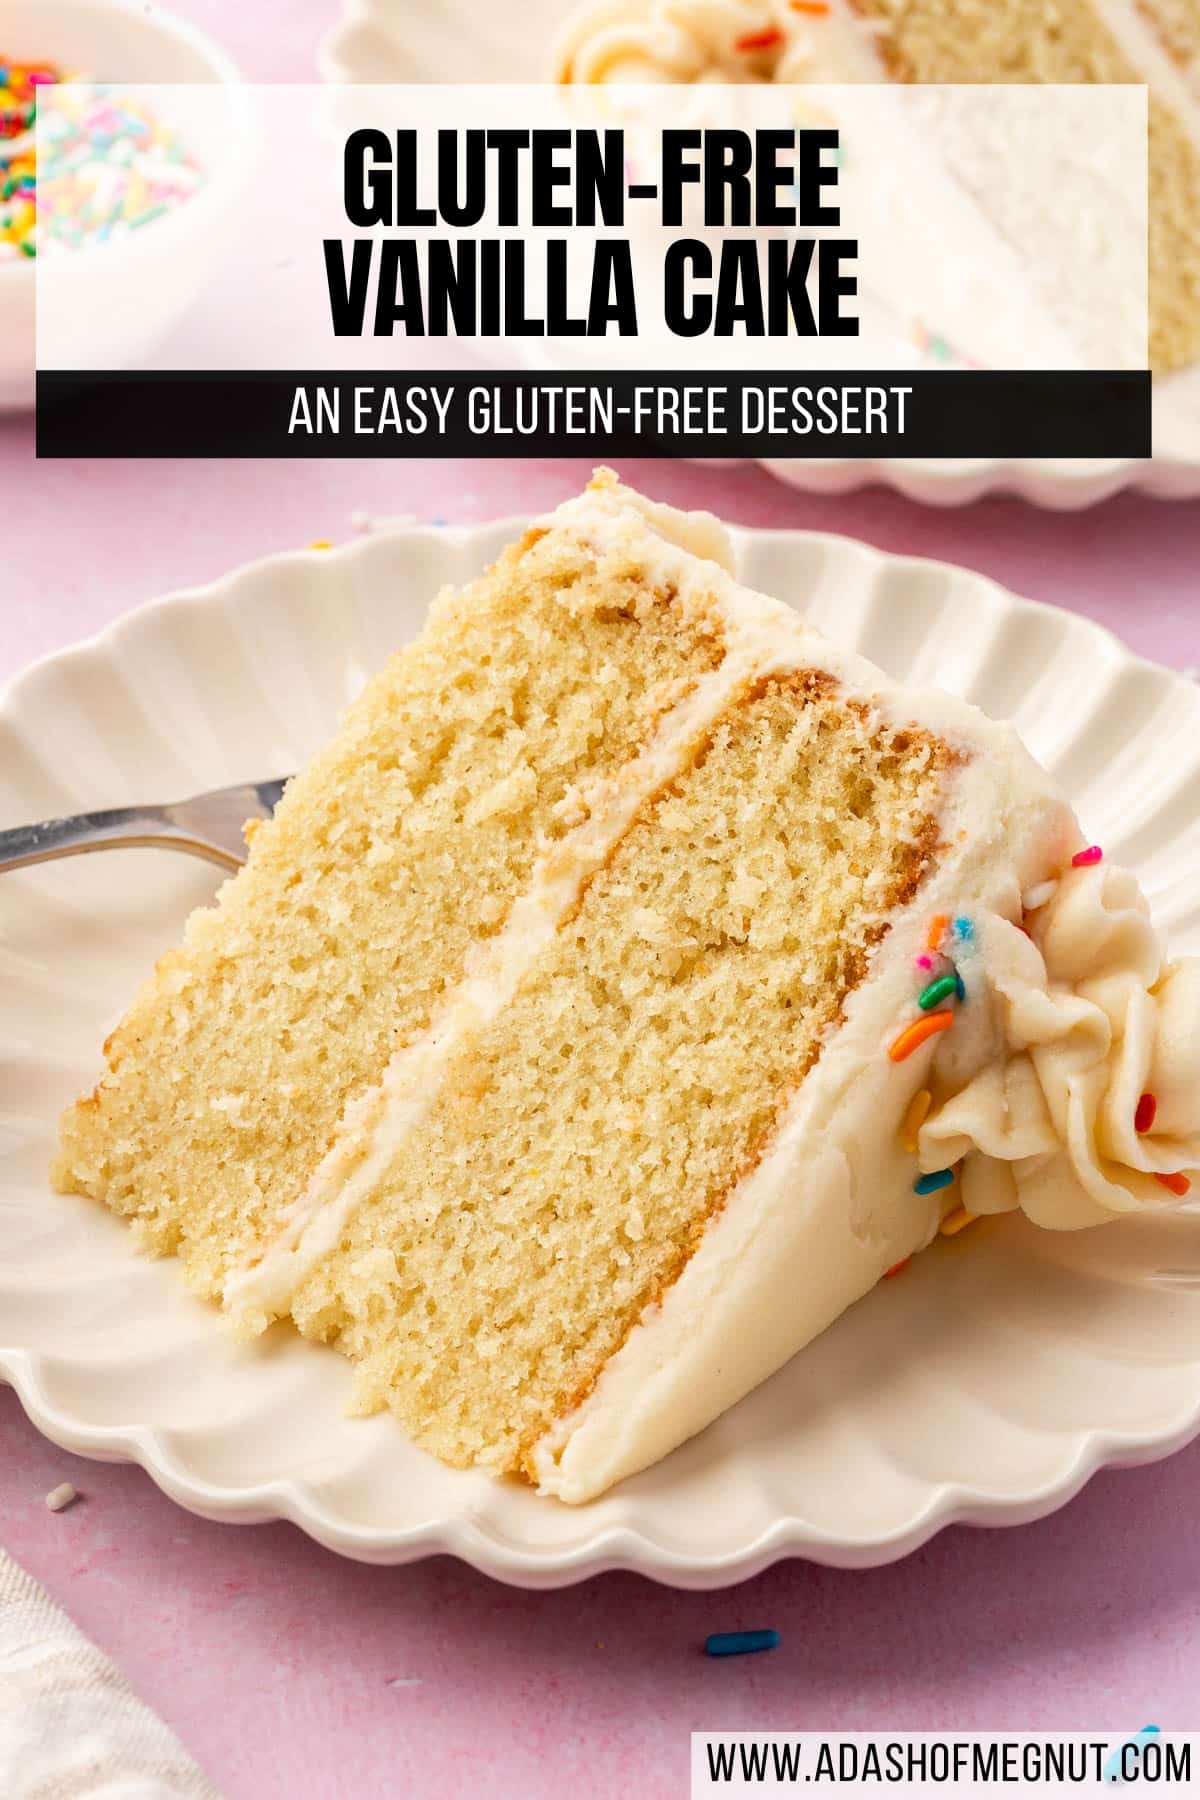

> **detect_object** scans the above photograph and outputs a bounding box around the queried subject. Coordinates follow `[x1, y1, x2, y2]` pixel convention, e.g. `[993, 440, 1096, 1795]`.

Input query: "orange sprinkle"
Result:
[735, 25, 785, 49]
[789, 0, 831, 12]
[884, 1257, 910, 1278]
[888, 1011, 954, 1063]
[1155, 1172, 1191, 1198]
[926, 914, 949, 952]
[940, 1207, 976, 1237]
[900, 1088, 932, 1153]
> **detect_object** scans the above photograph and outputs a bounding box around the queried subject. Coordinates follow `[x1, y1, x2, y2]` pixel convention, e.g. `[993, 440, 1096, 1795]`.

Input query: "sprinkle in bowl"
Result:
[0, 0, 246, 410]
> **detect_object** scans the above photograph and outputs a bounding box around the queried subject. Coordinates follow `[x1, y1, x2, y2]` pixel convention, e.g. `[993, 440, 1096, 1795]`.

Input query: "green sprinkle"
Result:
[918, 974, 959, 1011]
[19, 237, 34, 256]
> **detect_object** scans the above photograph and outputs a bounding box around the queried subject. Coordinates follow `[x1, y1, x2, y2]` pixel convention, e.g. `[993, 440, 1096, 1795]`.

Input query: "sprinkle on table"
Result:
[940, 1206, 976, 1237]
[1135, 1093, 1158, 1135]
[1155, 1172, 1191, 1198]
[889, 1010, 954, 1063]
[1071, 845, 1104, 868]
[900, 1088, 932, 1153]
[45, 1482, 78, 1512]
[914, 1168, 955, 1197]
[705, 1629, 780, 1658]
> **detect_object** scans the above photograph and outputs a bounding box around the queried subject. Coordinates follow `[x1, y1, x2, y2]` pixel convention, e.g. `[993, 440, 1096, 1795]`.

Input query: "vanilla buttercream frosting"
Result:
[921, 863, 1200, 1228]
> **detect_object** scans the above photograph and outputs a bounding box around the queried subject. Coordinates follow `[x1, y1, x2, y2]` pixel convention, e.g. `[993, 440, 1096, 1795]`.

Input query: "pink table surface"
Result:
[5, 4, 1200, 1796]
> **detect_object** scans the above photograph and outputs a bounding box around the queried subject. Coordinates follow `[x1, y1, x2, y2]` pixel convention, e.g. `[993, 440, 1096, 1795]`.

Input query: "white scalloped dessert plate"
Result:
[3, 520, 1200, 1586]
[317, 0, 1200, 506]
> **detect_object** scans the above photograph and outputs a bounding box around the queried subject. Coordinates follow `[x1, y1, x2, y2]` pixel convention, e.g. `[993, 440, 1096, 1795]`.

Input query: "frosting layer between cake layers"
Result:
[226, 477, 1200, 1504]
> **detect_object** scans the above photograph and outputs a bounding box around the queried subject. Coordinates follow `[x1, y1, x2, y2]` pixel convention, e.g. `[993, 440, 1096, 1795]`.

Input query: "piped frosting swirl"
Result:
[552, 0, 869, 86]
[920, 863, 1200, 1229]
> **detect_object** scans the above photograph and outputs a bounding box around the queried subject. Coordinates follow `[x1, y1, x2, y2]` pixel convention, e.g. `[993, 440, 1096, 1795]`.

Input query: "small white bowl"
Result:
[0, 0, 245, 411]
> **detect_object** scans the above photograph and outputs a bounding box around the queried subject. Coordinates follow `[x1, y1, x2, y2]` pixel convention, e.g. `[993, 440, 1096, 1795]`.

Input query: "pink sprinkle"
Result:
[1072, 845, 1103, 868]
[915, 954, 934, 970]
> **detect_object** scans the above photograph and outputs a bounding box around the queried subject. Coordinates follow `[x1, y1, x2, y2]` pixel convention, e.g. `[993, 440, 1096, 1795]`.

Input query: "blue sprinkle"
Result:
[705, 1630, 780, 1658]
[955, 971, 966, 1002]
[914, 1168, 955, 1196]
[952, 916, 974, 943]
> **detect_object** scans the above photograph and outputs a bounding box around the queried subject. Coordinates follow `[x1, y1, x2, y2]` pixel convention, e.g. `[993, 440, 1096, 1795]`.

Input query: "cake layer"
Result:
[53, 501, 727, 1296]
[261, 672, 954, 1473]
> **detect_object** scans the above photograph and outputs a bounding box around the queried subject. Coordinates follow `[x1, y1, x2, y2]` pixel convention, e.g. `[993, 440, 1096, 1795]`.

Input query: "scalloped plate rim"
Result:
[0, 516, 1174, 719]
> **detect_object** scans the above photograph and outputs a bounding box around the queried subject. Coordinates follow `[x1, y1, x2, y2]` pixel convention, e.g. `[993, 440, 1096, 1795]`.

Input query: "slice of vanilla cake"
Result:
[55, 473, 1200, 1502]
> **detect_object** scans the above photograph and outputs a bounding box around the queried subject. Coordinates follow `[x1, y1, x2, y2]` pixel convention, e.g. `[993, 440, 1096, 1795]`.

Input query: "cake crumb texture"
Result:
[850, 0, 1200, 371]
[286, 674, 950, 1476]
[52, 513, 726, 1297]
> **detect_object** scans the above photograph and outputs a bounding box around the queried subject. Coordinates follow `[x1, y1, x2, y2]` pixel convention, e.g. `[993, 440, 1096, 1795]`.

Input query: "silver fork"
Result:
[0, 777, 292, 875]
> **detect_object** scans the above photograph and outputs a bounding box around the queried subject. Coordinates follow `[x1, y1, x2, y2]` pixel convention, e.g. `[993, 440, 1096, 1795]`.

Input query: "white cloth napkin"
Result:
[0, 1550, 220, 1800]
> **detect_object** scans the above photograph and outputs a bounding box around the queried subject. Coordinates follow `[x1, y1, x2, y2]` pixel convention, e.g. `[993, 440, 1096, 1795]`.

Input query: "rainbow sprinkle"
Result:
[900, 1088, 931, 1153]
[939, 1206, 976, 1237]
[734, 26, 784, 51]
[1135, 1093, 1157, 1134]
[35, 83, 203, 257]
[884, 1257, 911, 1278]
[925, 914, 949, 952]
[889, 1011, 954, 1062]
[705, 1630, 779, 1658]
[1155, 1172, 1191, 1198]
[911, 317, 984, 371]
[0, 56, 57, 262]
[1071, 845, 1104, 868]
[914, 1168, 955, 1197]
[917, 973, 958, 1011]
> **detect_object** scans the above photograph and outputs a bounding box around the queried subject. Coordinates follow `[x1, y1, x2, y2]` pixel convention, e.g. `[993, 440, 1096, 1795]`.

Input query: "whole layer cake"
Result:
[55, 474, 1200, 1502]
[553, 0, 1200, 374]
